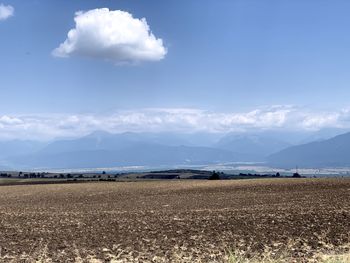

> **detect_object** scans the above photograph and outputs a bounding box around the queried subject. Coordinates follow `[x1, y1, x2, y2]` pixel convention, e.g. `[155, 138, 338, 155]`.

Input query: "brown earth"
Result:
[0, 178, 349, 262]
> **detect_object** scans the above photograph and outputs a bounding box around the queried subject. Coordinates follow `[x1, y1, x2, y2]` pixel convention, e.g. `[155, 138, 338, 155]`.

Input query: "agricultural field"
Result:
[0, 178, 349, 262]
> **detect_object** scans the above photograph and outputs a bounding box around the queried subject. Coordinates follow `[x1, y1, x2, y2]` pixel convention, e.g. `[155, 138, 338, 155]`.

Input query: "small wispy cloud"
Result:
[0, 106, 350, 141]
[0, 3, 14, 21]
[52, 8, 167, 64]
[0, 115, 22, 125]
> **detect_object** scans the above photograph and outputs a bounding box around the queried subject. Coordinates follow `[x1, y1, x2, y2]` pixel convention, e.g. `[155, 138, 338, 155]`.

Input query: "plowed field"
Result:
[0, 178, 349, 262]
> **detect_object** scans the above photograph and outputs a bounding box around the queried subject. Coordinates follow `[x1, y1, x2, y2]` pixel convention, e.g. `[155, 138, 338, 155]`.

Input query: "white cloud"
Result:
[1, 106, 350, 141]
[0, 115, 22, 125]
[52, 8, 167, 64]
[301, 113, 340, 130]
[0, 3, 14, 21]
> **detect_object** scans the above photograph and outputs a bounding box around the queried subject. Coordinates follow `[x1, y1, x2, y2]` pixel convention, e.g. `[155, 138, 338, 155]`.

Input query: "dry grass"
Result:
[228, 250, 350, 263]
[1, 249, 350, 263]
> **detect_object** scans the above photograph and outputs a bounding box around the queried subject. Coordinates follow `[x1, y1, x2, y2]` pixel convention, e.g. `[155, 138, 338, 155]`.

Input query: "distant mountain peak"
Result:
[84, 130, 114, 138]
[268, 131, 350, 168]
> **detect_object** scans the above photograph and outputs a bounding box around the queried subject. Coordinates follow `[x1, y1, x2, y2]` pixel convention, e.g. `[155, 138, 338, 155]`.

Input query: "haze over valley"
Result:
[1, 127, 350, 170]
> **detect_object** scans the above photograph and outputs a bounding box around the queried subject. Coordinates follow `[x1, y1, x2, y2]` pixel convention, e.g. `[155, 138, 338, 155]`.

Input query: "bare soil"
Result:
[0, 178, 349, 262]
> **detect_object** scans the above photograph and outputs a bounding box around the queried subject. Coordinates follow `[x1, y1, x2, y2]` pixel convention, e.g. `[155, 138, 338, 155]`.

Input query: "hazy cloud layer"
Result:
[1, 106, 350, 141]
[53, 8, 167, 64]
[0, 3, 14, 21]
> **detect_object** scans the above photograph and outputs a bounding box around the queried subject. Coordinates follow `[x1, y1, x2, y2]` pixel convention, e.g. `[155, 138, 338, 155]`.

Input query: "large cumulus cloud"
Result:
[52, 8, 167, 64]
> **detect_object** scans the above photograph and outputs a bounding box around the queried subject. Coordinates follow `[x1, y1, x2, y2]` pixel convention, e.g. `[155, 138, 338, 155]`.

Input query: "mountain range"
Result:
[0, 128, 350, 170]
[268, 131, 350, 168]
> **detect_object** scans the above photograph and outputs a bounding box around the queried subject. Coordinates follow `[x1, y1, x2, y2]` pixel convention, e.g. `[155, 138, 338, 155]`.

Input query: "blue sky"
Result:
[1, 0, 350, 139]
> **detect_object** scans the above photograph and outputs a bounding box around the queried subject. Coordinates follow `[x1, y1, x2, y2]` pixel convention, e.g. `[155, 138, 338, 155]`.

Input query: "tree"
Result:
[209, 171, 220, 180]
[292, 172, 301, 178]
